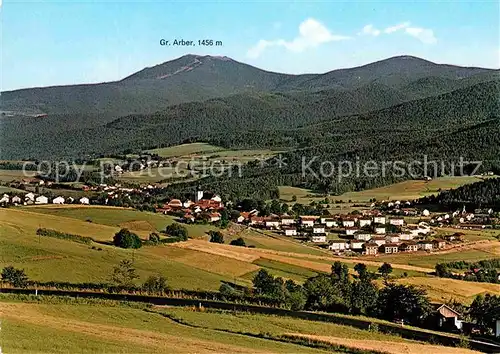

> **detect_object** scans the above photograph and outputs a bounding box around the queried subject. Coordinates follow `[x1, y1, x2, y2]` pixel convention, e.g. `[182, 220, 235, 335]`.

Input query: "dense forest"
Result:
[421, 177, 500, 209]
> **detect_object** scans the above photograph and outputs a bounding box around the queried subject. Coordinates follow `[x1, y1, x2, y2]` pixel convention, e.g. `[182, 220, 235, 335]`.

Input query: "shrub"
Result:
[113, 228, 142, 249]
[229, 237, 246, 247]
[165, 223, 188, 241]
[1, 266, 29, 288]
[36, 228, 92, 245]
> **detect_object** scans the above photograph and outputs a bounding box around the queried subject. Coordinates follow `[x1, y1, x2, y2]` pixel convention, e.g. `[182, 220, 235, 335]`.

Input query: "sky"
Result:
[1, 0, 499, 91]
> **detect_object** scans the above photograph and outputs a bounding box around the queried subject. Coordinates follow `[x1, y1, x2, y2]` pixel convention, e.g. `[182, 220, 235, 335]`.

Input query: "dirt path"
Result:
[288, 333, 480, 354]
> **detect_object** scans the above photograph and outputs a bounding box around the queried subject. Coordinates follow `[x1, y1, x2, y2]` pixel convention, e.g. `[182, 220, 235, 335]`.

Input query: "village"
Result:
[2, 178, 498, 258]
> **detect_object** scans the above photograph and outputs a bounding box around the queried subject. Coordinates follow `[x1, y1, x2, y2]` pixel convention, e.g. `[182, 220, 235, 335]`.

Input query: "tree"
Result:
[350, 278, 378, 315]
[469, 294, 500, 335]
[253, 269, 276, 295]
[303, 274, 345, 311]
[165, 223, 188, 241]
[209, 230, 224, 244]
[291, 195, 297, 202]
[113, 228, 142, 249]
[142, 274, 168, 293]
[149, 232, 160, 244]
[331, 261, 349, 283]
[1, 266, 29, 288]
[354, 263, 369, 280]
[376, 283, 431, 326]
[435, 263, 451, 277]
[111, 259, 139, 288]
[378, 262, 393, 279]
[229, 237, 246, 247]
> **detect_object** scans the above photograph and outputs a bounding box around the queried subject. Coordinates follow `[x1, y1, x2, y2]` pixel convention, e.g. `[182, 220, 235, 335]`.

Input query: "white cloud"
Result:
[247, 18, 349, 58]
[360, 24, 381, 36]
[359, 22, 436, 44]
[405, 27, 437, 44]
[384, 22, 410, 34]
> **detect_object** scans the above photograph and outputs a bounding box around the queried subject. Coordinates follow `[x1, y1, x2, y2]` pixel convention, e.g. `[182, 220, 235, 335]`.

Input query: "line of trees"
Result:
[435, 259, 500, 284]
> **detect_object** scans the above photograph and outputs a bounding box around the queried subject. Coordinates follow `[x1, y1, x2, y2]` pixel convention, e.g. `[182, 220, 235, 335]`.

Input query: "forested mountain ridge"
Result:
[1, 54, 496, 119]
[1, 77, 498, 160]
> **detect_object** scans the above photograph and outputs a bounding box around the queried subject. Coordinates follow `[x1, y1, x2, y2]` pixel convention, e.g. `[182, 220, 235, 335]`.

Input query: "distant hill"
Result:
[1, 54, 495, 120]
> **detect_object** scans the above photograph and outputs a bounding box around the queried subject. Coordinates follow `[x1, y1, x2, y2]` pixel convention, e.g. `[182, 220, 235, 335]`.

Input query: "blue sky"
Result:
[2, 0, 499, 91]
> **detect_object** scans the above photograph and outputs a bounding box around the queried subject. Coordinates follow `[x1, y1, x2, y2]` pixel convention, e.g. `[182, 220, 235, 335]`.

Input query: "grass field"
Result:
[1, 298, 477, 354]
[1, 205, 496, 303]
[278, 176, 497, 205]
[18, 205, 216, 238]
[146, 143, 225, 157]
[126, 143, 284, 183]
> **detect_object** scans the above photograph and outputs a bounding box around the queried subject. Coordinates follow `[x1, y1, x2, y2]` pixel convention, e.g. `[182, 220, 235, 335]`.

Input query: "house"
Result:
[25, 192, 35, 202]
[194, 190, 204, 202]
[313, 226, 326, 234]
[389, 217, 405, 226]
[0, 194, 9, 204]
[399, 233, 414, 241]
[385, 234, 400, 243]
[265, 218, 280, 229]
[79, 197, 90, 205]
[374, 226, 386, 234]
[432, 239, 446, 249]
[283, 227, 297, 236]
[211, 195, 222, 203]
[35, 196, 48, 204]
[444, 233, 464, 242]
[342, 219, 355, 228]
[249, 216, 265, 226]
[208, 212, 221, 222]
[12, 196, 22, 204]
[373, 216, 386, 224]
[237, 215, 246, 223]
[300, 216, 319, 227]
[329, 240, 348, 252]
[383, 243, 399, 254]
[168, 199, 183, 209]
[280, 216, 296, 225]
[358, 218, 372, 227]
[183, 200, 194, 208]
[354, 232, 372, 241]
[418, 240, 434, 251]
[345, 227, 358, 236]
[322, 218, 338, 228]
[52, 196, 65, 204]
[310, 234, 327, 243]
[363, 242, 379, 255]
[371, 236, 386, 247]
[399, 241, 418, 252]
[156, 205, 172, 214]
[422, 209, 430, 216]
[459, 224, 486, 230]
[349, 240, 364, 250]
[183, 213, 195, 223]
[430, 304, 462, 331]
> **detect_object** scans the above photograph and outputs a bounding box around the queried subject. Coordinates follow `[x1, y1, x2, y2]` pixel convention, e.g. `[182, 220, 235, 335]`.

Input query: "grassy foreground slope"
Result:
[0, 298, 479, 354]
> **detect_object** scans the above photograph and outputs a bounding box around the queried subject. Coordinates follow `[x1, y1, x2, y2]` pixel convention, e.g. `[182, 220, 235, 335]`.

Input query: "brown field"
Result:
[119, 220, 157, 232]
[394, 277, 500, 304]
[174, 239, 435, 274]
[290, 334, 480, 354]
